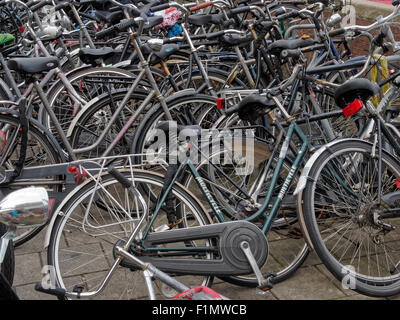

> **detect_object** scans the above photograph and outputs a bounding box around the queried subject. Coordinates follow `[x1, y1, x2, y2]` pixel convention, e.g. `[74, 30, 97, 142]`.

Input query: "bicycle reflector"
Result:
[342, 99, 363, 118]
[216, 97, 225, 110]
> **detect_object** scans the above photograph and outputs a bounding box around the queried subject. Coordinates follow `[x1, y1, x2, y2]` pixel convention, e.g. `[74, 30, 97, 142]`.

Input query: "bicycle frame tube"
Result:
[142, 162, 186, 238]
[149, 122, 313, 237]
[71, 68, 148, 154]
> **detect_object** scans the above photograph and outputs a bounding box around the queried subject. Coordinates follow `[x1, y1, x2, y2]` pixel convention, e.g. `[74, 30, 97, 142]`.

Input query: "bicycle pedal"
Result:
[256, 286, 273, 295]
[168, 219, 182, 229]
[256, 277, 274, 294]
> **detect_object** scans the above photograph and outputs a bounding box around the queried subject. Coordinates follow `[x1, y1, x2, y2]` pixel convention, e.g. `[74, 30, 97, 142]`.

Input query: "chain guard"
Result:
[114, 221, 268, 276]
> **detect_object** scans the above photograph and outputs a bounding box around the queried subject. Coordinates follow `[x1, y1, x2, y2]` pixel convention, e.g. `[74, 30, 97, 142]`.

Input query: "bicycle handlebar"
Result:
[29, 0, 53, 12]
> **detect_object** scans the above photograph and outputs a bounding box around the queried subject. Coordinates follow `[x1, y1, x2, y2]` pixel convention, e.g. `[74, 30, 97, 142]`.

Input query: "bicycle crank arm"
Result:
[240, 241, 274, 291]
[115, 221, 268, 276]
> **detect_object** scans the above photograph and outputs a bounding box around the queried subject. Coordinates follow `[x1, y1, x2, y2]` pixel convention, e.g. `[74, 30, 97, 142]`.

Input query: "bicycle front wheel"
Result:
[47, 169, 213, 300]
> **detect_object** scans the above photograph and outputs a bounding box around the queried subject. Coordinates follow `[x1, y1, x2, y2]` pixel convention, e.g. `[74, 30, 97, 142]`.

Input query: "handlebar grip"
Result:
[116, 18, 135, 32]
[129, 7, 142, 18]
[223, 18, 236, 28]
[206, 30, 226, 39]
[150, 3, 171, 12]
[328, 28, 345, 37]
[225, 104, 241, 116]
[275, 10, 299, 21]
[26, 0, 37, 7]
[190, 1, 214, 12]
[95, 26, 116, 39]
[109, 6, 123, 12]
[30, 0, 52, 12]
[108, 167, 132, 189]
[54, 2, 70, 11]
[230, 6, 252, 15]
[281, 49, 301, 59]
[307, 0, 329, 4]
[373, 27, 388, 47]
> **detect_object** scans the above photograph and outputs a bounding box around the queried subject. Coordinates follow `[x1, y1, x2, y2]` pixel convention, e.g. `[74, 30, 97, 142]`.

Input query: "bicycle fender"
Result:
[43, 179, 93, 249]
[112, 59, 134, 69]
[293, 138, 377, 251]
[43, 162, 105, 249]
[292, 138, 366, 196]
[46, 54, 91, 96]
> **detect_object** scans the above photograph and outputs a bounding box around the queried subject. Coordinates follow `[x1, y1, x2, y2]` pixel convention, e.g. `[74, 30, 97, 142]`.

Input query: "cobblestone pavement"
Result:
[11, 226, 400, 300]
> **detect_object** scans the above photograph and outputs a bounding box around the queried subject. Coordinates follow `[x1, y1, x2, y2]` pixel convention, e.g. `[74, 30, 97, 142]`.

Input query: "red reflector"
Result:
[342, 99, 363, 118]
[48, 198, 55, 219]
[216, 98, 224, 110]
[20, 25, 24, 33]
[396, 178, 400, 189]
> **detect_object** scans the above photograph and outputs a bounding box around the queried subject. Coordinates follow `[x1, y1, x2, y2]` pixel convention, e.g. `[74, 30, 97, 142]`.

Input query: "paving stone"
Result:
[270, 265, 347, 300]
[14, 227, 47, 255]
[315, 264, 353, 296]
[336, 294, 388, 300]
[14, 283, 57, 300]
[388, 294, 400, 300]
[13, 253, 43, 286]
[302, 251, 322, 267]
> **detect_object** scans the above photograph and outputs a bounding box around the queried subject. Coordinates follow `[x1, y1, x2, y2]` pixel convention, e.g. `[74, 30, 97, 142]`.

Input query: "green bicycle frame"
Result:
[140, 120, 313, 253]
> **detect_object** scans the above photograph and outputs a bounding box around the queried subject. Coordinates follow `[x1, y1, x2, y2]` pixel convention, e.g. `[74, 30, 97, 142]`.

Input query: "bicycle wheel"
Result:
[47, 169, 214, 300]
[0, 114, 62, 246]
[302, 139, 400, 296]
[42, 67, 137, 141]
[68, 89, 149, 159]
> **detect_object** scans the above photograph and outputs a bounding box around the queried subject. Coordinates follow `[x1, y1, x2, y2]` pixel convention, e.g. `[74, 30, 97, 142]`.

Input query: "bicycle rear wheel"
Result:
[302, 139, 400, 297]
